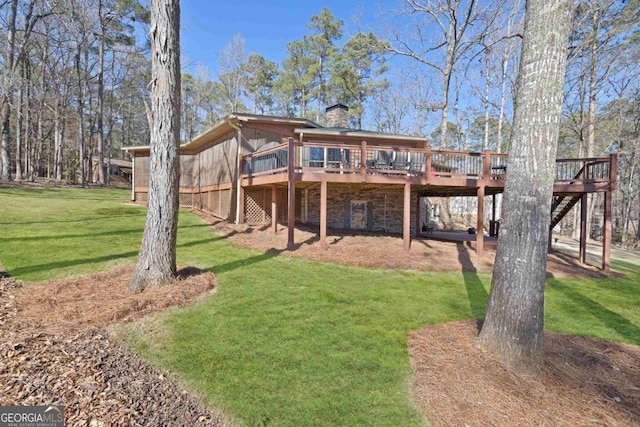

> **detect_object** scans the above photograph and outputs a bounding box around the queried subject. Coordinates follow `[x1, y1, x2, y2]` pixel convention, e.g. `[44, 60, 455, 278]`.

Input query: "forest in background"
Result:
[0, 0, 638, 246]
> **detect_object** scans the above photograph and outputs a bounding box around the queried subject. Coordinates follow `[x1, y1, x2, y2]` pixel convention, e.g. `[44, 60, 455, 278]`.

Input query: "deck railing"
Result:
[555, 158, 611, 183]
[240, 139, 615, 185]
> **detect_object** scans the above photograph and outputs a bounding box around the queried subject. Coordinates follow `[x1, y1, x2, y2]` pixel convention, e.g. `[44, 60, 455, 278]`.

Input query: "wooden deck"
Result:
[239, 138, 616, 271]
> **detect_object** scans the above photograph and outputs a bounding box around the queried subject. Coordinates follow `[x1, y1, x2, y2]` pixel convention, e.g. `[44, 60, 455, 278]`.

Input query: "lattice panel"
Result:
[179, 192, 193, 207]
[220, 189, 232, 220]
[209, 190, 220, 216]
[200, 191, 209, 213]
[244, 187, 271, 225]
[192, 192, 202, 210]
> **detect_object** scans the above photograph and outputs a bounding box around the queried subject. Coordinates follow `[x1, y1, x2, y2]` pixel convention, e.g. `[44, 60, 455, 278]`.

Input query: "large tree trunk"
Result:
[130, 0, 181, 291]
[476, 0, 571, 376]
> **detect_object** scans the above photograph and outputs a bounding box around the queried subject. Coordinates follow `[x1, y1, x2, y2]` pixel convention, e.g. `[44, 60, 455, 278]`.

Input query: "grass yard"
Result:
[1, 188, 639, 426]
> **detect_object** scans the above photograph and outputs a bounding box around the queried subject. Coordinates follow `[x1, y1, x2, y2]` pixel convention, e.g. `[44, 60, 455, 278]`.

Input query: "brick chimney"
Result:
[325, 104, 349, 128]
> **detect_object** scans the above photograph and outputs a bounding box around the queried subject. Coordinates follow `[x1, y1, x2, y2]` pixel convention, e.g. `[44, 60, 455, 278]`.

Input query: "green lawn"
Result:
[1, 188, 639, 427]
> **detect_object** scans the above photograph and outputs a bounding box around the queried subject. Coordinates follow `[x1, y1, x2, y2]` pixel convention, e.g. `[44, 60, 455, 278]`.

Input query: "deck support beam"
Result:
[271, 185, 278, 234]
[320, 180, 328, 250]
[579, 193, 588, 264]
[477, 185, 485, 257]
[603, 190, 612, 272]
[403, 183, 411, 253]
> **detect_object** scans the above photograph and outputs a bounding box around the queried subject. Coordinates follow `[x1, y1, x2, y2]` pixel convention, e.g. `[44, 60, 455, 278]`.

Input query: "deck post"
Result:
[579, 193, 588, 264]
[271, 184, 278, 234]
[416, 193, 421, 237]
[287, 138, 296, 249]
[303, 188, 308, 224]
[360, 140, 367, 180]
[425, 147, 432, 184]
[403, 183, 411, 253]
[482, 149, 491, 181]
[238, 185, 245, 224]
[490, 193, 497, 236]
[609, 152, 618, 188]
[603, 190, 612, 272]
[320, 180, 328, 250]
[477, 185, 485, 256]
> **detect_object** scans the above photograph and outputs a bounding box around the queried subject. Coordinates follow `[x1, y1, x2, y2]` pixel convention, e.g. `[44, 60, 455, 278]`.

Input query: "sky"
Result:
[180, 0, 401, 74]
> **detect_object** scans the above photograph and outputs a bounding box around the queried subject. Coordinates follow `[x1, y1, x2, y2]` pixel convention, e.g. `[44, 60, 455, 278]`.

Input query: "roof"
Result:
[91, 155, 132, 168]
[123, 112, 429, 154]
[326, 103, 349, 112]
[295, 127, 429, 148]
[123, 113, 320, 155]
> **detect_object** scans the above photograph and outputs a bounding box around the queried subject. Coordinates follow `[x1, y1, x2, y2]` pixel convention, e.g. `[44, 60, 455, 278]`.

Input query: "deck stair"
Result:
[550, 194, 582, 229]
[550, 165, 586, 229]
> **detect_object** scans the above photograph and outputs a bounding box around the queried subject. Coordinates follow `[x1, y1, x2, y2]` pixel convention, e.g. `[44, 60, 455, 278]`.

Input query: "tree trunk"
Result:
[585, 12, 600, 240]
[0, 0, 18, 181]
[483, 50, 491, 151]
[76, 43, 86, 187]
[477, 0, 571, 376]
[15, 61, 25, 180]
[96, 0, 106, 185]
[53, 102, 64, 181]
[130, 0, 181, 291]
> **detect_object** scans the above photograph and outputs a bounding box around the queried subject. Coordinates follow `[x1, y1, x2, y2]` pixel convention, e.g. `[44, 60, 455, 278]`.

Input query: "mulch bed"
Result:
[202, 215, 620, 279]
[408, 320, 640, 426]
[0, 268, 231, 426]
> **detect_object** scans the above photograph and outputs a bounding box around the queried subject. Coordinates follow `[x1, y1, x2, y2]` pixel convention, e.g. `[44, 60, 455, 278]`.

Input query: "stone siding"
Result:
[303, 184, 418, 234]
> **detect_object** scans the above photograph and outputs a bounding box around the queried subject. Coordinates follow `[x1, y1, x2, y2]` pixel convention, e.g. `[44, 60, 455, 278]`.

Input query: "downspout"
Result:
[228, 116, 242, 224]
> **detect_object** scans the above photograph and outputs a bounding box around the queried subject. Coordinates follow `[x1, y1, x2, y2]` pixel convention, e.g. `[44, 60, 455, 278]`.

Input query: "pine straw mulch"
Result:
[408, 320, 640, 427]
[11, 266, 216, 334]
[201, 215, 620, 279]
[1, 267, 232, 426]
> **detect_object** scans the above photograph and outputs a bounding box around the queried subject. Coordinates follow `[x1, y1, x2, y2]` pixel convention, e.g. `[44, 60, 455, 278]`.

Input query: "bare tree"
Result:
[476, 0, 571, 376]
[130, 0, 181, 291]
[389, 0, 505, 148]
[216, 34, 246, 113]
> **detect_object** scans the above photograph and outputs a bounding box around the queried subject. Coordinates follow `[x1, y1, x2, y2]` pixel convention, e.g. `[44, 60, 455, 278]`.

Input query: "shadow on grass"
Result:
[611, 259, 640, 278]
[0, 212, 146, 226]
[550, 281, 640, 344]
[4, 226, 226, 278]
[8, 250, 140, 277]
[0, 222, 211, 242]
[456, 242, 488, 319]
[204, 234, 319, 275]
[0, 188, 123, 201]
[0, 228, 143, 242]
